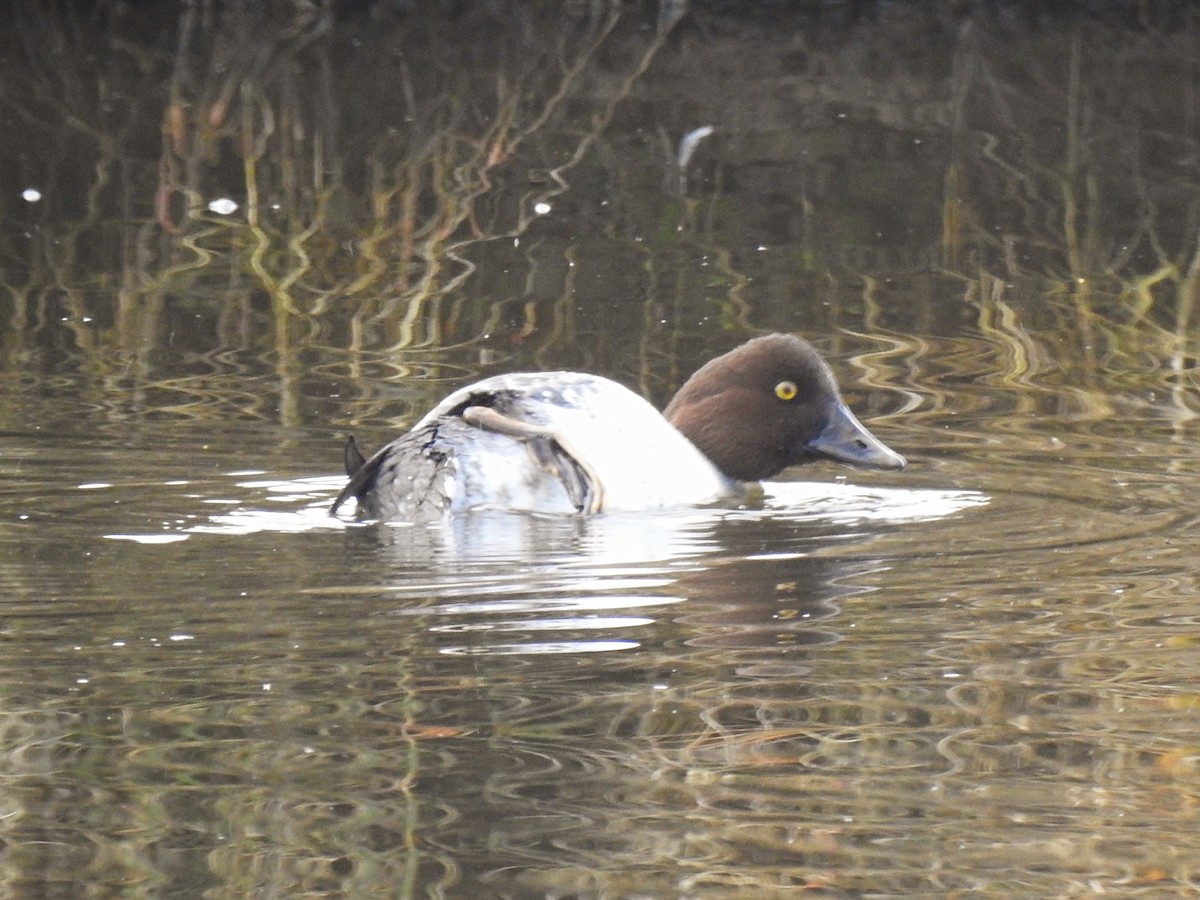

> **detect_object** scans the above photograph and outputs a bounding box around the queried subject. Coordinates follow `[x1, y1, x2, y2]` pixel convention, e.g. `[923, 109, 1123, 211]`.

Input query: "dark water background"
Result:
[2, 1, 1200, 895]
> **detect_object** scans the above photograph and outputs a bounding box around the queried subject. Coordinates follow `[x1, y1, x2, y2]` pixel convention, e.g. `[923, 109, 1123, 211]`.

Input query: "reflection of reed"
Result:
[894, 12, 1200, 424]
[1, 2, 1198, 426]
[149, 3, 637, 388]
[0, 2, 691, 423]
[943, 15, 1200, 369]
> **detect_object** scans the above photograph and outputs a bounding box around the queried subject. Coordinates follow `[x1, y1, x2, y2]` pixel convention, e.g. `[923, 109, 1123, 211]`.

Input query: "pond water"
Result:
[2, 1, 1200, 896]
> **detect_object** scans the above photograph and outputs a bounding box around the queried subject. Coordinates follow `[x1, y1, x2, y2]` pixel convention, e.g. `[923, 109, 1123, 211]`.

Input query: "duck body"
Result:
[333, 334, 906, 521]
[338, 372, 739, 520]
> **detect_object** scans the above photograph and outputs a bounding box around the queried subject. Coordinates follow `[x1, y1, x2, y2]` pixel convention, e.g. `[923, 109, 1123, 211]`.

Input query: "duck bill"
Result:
[805, 401, 907, 470]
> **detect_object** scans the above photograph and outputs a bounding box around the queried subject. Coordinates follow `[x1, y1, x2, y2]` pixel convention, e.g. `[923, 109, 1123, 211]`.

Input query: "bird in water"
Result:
[331, 333, 905, 521]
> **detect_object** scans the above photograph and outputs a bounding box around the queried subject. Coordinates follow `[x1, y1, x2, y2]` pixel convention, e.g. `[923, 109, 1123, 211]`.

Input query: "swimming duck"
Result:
[331, 333, 906, 520]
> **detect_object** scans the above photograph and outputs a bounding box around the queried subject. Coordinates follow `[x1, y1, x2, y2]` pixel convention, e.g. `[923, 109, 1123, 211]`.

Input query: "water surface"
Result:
[2, 2, 1200, 895]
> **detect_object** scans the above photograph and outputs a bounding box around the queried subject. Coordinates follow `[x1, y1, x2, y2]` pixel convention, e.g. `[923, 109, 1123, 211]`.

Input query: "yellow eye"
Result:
[774, 380, 798, 401]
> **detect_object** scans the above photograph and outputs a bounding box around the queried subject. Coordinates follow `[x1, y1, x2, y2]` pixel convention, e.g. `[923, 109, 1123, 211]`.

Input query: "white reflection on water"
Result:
[98, 474, 990, 655]
[429, 616, 655, 633]
[762, 481, 989, 523]
[415, 601, 679, 656]
[440, 640, 639, 655]
[377, 590, 689, 656]
[105, 533, 189, 544]
[390, 595, 683, 615]
[102, 473, 988, 546]
[104, 475, 347, 543]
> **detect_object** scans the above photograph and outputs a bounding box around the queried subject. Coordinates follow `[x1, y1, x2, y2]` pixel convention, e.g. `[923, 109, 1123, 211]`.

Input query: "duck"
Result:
[331, 333, 906, 521]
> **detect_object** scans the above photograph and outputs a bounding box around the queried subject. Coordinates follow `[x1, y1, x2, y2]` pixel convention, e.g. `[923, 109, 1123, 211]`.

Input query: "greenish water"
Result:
[1, 2, 1199, 895]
